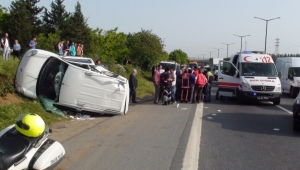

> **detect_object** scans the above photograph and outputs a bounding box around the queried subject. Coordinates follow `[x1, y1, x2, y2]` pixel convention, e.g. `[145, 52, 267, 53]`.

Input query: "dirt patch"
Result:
[49, 116, 111, 143]
[0, 93, 24, 106]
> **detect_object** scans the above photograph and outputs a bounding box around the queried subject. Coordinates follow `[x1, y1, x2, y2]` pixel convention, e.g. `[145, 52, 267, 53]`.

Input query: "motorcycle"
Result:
[0, 115, 65, 170]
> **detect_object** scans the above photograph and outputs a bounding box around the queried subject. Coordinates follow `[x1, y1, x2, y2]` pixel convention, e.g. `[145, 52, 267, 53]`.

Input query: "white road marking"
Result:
[273, 128, 280, 131]
[207, 117, 213, 119]
[217, 110, 221, 112]
[204, 107, 208, 109]
[212, 114, 216, 116]
[177, 104, 179, 108]
[182, 108, 188, 110]
[276, 105, 292, 115]
[182, 103, 203, 170]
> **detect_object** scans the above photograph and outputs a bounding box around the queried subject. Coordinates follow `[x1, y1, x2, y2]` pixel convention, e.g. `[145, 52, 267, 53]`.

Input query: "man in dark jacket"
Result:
[129, 69, 138, 103]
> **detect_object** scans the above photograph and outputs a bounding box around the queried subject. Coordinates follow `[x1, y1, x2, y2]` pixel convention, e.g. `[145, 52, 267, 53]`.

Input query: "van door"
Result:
[55, 64, 126, 113]
[218, 61, 239, 97]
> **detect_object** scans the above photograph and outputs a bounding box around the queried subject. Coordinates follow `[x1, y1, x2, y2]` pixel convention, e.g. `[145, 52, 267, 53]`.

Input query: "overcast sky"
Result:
[2, 0, 300, 59]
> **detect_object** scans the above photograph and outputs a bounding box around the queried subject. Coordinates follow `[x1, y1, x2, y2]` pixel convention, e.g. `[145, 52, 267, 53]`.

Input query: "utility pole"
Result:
[275, 38, 280, 58]
[222, 43, 234, 58]
[214, 48, 223, 58]
[245, 41, 247, 51]
[207, 51, 214, 58]
[254, 16, 280, 53]
[200, 53, 206, 60]
[233, 34, 250, 53]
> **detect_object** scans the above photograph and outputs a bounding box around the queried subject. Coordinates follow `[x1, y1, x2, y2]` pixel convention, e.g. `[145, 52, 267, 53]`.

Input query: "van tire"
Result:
[293, 120, 300, 132]
[273, 98, 280, 105]
[290, 86, 297, 98]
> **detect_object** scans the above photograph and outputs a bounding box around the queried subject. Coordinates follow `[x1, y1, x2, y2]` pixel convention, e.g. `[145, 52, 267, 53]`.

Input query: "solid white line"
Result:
[276, 105, 292, 115]
[181, 103, 203, 170]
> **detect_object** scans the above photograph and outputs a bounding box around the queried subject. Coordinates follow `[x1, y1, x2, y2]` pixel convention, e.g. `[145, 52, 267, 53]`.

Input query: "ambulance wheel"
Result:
[236, 91, 244, 104]
[293, 120, 300, 132]
[273, 98, 280, 105]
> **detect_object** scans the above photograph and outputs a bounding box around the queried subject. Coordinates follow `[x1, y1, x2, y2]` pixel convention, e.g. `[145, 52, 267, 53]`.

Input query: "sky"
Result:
[1, 0, 300, 59]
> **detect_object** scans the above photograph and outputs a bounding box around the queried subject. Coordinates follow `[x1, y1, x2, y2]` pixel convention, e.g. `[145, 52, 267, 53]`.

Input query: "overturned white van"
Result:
[15, 49, 129, 115]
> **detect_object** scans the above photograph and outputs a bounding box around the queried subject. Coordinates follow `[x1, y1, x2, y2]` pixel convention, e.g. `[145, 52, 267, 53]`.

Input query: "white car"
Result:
[15, 49, 129, 115]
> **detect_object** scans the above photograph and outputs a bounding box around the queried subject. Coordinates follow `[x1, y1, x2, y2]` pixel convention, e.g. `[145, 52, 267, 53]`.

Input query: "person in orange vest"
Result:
[193, 68, 207, 103]
[181, 69, 191, 103]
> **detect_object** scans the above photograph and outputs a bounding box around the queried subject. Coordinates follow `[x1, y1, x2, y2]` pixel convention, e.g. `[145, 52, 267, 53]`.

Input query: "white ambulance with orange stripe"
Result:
[217, 51, 282, 105]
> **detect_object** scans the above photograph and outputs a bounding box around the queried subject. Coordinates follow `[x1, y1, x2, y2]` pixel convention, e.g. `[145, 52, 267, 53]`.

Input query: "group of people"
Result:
[56, 40, 84, 57]
[1, 33, 37, 60]
[153, 65, 214, 105]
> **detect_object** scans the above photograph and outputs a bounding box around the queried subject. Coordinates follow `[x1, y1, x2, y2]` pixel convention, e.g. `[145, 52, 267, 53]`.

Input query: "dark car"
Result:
[293, 95, 300, 131]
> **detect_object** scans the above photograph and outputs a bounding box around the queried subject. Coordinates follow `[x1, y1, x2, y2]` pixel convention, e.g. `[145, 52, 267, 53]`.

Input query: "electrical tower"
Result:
[274, 38, 280, 57]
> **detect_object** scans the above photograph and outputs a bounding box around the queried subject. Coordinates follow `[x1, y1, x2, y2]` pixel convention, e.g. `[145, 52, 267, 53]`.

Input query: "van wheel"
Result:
[293, 120, 300, 132]
[290, 87, 297, 98]
[273, 99, 280, 105]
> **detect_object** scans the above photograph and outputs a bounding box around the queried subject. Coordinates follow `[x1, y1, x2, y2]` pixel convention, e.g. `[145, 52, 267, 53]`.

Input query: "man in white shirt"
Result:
[58, 40, 64, 55]
[1, 33, 10, 60]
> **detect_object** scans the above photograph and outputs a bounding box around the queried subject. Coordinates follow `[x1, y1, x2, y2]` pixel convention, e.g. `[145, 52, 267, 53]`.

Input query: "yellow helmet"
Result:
[15, 114, 45, 137]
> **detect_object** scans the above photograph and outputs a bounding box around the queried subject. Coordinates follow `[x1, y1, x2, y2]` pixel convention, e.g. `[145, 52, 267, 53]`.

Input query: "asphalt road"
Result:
[55, 84, 299, 170]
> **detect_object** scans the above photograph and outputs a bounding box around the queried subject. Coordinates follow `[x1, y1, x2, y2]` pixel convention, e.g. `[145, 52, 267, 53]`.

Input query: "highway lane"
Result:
[56, 100, 197, 170]
[199, 85, 300, 170]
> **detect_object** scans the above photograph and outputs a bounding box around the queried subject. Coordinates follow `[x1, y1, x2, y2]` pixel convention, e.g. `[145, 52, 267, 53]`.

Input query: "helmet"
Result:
[15, 114, 45, 137]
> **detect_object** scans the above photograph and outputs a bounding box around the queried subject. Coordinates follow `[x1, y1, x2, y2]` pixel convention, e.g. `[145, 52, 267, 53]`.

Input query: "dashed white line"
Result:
[276, 105, 292, 115]
[182, 103, 203, 170]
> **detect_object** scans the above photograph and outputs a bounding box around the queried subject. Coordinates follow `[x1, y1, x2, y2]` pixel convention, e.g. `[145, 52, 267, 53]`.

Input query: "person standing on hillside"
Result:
[76, 42, 82, 57]
[29, 36, 37, 49]
[58, 39, 64, 55]
[1, 33, 10, 60]
[12, 39, 21, 59]
[129, 69, 138, 103]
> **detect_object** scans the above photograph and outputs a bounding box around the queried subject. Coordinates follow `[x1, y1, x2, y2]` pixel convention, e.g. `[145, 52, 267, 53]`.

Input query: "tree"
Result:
[41, 0, 69, 34]
[61, 1, 91, 53]
[8, 0, 44, 51]
[36, 31, 60, 52]
[169, 49, 189, 65]
[126, 29, 165, 70]
[0, 5, 10, 35]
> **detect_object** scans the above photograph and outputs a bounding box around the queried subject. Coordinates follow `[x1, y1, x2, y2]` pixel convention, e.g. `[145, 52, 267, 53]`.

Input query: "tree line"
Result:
[0, 0, 189, 70]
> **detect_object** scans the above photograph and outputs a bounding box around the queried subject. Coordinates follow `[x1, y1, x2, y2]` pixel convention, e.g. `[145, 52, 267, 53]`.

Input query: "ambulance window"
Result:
[220, 61, 236, 77]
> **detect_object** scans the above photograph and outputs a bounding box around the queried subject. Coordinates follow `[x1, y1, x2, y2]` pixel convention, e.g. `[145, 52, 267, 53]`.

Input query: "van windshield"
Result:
[291, 67, 300, 77]
[241, 63, 277, 77]
[160, 63, 176, 70]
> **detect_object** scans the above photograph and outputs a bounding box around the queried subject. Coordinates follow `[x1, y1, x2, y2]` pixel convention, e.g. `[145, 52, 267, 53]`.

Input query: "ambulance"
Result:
[217, 51, 282, 105]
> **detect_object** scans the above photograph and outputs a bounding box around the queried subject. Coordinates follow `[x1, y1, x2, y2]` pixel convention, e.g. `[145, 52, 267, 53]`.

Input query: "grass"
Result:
[0, 56, 154, 130]
[0, 101, 63, 130]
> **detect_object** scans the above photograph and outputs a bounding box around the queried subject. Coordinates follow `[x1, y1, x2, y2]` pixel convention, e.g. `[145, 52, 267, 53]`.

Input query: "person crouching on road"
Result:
[153, 64, 162, 104]
[181, 69, 190, 103]
[205, 68, 214, 102]
[129, 69, 138, 103]
[193, 68, 207, 103]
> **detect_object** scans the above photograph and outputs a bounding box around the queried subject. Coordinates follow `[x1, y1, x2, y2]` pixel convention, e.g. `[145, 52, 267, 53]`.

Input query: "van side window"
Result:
[288, 67, 293, 80]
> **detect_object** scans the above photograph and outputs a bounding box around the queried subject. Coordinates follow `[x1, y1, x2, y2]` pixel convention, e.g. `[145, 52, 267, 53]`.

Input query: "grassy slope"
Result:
[0, 57, 154, 130]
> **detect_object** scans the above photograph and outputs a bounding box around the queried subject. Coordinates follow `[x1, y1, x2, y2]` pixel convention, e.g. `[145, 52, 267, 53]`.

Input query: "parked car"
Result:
[15, 49, 129, 115]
